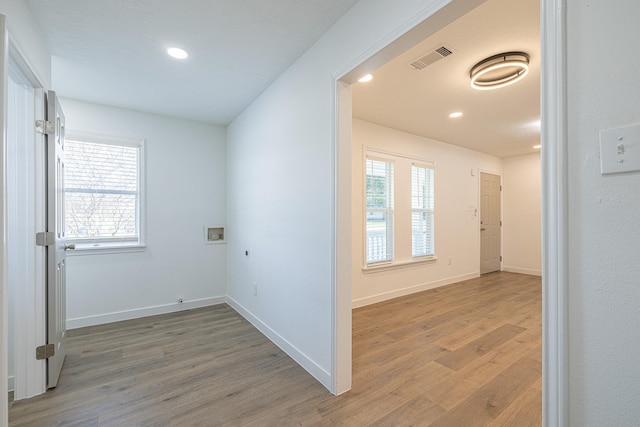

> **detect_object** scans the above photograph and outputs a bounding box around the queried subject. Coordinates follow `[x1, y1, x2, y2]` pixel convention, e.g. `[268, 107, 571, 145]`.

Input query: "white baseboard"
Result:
[352, 272, 479, 309]
[226, 296, 332, 391]
[66, 296, 226, 329]
[502, 266, 542, 276]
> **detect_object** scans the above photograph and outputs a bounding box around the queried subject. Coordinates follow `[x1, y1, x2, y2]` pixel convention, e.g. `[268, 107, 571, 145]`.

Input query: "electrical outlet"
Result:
[252, 282, 258, 296]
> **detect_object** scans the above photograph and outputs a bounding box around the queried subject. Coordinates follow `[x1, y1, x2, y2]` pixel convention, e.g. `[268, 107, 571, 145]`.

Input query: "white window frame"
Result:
[411, 161, 435, 258]
[364, 153, 395, 265]
[363, 149, 437, 272]
[64, 131, 146, 254]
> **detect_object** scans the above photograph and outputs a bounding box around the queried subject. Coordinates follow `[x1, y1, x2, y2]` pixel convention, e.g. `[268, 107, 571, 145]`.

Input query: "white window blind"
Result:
[365, 156, 394, 264]
[411, 163, 435, 257]
[65, 137, 142, 245]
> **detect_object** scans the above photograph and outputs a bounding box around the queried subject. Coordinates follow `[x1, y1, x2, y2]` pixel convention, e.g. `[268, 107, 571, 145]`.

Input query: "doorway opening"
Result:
[335, 0, 548, 421]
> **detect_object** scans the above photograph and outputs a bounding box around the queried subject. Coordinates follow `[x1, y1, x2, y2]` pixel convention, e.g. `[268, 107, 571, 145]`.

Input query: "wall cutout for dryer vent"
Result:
[409, 45, 455, 70]
[204, 226, 225, 244]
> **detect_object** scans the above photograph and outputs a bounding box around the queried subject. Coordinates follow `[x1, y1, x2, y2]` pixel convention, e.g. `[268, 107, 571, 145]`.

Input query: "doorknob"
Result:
[64, 243, 76, 251]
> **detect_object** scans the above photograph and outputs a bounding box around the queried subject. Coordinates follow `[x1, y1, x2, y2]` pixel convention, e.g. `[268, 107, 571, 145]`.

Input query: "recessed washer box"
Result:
[204, 226, 225, 244]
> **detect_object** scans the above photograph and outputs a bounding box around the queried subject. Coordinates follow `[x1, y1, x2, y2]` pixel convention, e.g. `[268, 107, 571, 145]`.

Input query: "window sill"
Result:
[362, 256, 437, 274]
[66, 242, 146, 256]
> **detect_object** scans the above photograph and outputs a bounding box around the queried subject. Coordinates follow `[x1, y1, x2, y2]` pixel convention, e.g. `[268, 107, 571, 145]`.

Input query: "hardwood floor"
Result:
[9, 272, 541, 426]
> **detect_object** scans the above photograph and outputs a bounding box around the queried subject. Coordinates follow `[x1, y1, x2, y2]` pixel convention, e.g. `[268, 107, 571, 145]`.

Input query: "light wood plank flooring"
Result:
[9, 271, 541, 426]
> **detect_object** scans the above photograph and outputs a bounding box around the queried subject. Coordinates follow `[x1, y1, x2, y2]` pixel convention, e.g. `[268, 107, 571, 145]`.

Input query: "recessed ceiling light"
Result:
[470, 52, 529, 90]
[167, 47, 189, 60]
[449, 112, 463, 118]
[358, 74, 373, 83]
[533, 145, 541, 149]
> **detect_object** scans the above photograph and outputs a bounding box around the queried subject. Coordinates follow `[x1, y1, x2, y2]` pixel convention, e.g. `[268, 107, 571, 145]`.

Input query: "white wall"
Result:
[0, 1, 51, 88]
[62, 99, 227, 328]
[351, 119, 502, 306]
[502, 153, 541, 276]
[226, 0, 479, 391]
[567, 1, 640, 425]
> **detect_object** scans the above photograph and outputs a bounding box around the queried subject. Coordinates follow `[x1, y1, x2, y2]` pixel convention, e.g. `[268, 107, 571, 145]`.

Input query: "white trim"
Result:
[66, 296, 226, 329]
[66, 131, 142, 148]
[365, 146, 435, 167]
[64, 131, 146, 250]
[331, 78, 353, 395]
[226, 296, 332, 390]
[8, 375, 13, 393]
[502, 266, 542, 277]
[66, 243, 146, 256]
[0, 13, 10, 424]
[362, 256, 437, 273]
[7, 52, 47, 400]
[7, 34, 46, 90]
[541, 0, 568, 425]
[352, 272, 479, 309]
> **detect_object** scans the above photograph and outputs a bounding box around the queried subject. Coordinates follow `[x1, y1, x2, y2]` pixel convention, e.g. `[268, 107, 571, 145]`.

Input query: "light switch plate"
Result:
[600, 123, 640, 175]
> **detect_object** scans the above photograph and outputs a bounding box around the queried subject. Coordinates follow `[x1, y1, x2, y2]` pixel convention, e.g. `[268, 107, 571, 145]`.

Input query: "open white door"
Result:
[43, 90, 70, 388]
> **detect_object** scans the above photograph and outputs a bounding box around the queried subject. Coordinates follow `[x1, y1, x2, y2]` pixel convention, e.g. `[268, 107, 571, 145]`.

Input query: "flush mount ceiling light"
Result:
[167, 47, 189, 59]
[470, 52, 529, 90]
[449, 111, 463, 118]
[358, 74, 373, 83]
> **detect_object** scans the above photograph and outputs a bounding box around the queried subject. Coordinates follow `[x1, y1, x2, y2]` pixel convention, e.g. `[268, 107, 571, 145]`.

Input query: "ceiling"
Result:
[25, 0, 360, 125]
[25, 0, 539, 158]
[352, 0, 540, 158]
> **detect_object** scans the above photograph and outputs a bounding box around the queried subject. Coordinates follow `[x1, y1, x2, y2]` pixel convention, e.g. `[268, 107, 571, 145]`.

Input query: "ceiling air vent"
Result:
[409, 45, 454, 70]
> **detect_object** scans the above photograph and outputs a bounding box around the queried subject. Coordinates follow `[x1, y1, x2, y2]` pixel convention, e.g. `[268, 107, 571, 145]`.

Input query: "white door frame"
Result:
[1, 13, 10, 425]
[539, 0, 568, 424]
[1, 13, 48, 416]
[332, 0, 568, 426]
[7, 45, 47, 399]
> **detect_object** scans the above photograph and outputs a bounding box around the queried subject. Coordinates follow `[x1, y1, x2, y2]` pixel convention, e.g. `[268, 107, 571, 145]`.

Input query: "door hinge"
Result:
[500, 220, 502, 226]
[36, 344, 55, 360]
[500, 256, 503, 262]
[35, 119, 54, 135]
[36, 231, 55, 247]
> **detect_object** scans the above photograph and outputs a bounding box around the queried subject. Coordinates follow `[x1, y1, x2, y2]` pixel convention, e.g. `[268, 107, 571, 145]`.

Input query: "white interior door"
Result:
[480, 172, 501, 274]
[45, 90, 68, 388]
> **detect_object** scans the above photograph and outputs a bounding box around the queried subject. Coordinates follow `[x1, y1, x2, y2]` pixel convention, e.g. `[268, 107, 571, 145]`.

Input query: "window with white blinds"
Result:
[64, 135, 144, 247]
[411, 163, 435, 257]
[365, 156, 394, 264]
[363, 149, 436, 270]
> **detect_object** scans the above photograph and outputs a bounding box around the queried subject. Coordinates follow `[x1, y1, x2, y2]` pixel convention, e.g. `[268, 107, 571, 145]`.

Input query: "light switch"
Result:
[599, 123, 640, 175]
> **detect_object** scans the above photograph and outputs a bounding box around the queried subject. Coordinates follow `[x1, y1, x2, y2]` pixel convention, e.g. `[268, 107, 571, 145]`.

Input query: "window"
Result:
[363, 149, 436, 270]
[64, 134, 144, 249]
[412, 163, 435, 257]
[365, 155, 394, 264]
